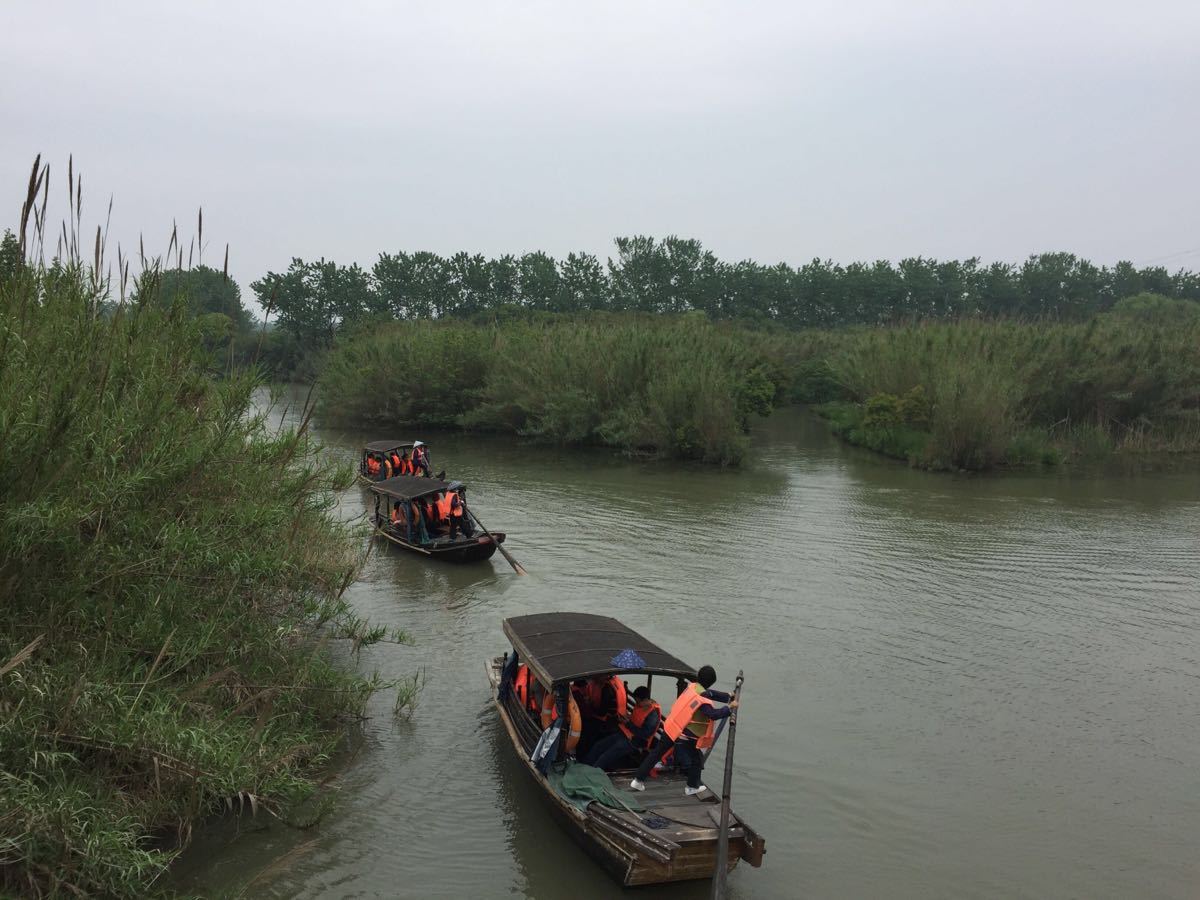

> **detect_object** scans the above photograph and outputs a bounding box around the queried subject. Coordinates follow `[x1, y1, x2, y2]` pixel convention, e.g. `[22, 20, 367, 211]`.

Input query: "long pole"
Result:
[710, 670, 744, 900]
[468, 508, 527, 575]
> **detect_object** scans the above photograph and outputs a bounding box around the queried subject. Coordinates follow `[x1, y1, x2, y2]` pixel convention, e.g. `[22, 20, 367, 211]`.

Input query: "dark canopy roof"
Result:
[503, 613, 694, 687]
[370, 475, 453, 501]
[363, 440, 415, 453]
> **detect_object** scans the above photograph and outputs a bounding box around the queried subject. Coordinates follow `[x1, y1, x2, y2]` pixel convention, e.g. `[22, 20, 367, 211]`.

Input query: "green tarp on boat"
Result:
[548, 761, 646, 813]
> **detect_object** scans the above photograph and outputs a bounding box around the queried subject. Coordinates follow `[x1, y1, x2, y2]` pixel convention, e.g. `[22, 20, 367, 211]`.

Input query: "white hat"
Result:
[413, 441, 424, 447]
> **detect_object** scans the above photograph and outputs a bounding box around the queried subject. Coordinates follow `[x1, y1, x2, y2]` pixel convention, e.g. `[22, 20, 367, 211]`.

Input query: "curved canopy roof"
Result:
[503, 612, 694, 687]
[369, 474, 454, 501]
[363, 440, 416, 453]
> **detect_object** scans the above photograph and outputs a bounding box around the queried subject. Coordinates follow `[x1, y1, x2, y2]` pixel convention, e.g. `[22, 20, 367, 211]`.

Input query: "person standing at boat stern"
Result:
[628, 665, 737, 796]
[412, 441, 431, 477]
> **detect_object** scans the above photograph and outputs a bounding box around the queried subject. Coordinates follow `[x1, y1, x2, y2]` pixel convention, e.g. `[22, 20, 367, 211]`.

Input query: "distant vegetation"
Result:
[319, 314, 781, 465]
[254, 239, 1200, 332]
[784, 295, 1200, 469]
[252, 237, 1200, 470]
[0, 169, 399, 895]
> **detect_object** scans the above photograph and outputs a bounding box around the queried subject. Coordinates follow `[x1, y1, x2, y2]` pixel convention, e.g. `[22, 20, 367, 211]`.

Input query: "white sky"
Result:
[3, 0, 1199, 301]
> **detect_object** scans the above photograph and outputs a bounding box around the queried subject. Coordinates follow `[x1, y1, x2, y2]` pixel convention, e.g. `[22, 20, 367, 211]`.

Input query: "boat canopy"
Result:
[363, 440, 415, 453]
[369, 474, 455, 501]
[503, 612, 694, 688]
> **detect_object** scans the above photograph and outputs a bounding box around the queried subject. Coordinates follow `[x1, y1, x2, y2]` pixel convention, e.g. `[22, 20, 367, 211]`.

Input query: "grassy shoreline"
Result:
[1, 200, 400, 895]
[316, 314, 784, 466]
[787, 296, 1200, 470]
[313, 295, 1200, 472]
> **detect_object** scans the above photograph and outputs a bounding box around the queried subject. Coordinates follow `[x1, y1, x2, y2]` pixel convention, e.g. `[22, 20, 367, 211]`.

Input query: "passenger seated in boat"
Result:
[579, 674, 625, 755]
[398, 450, 415, 476]
[409, 499, 431, 543]
[365, 454, 381, 478]
[583, 686, 661, 772]
[420, 495, 441, 535]
[629, 664, 738, 797]
[390, 501, 409, 537]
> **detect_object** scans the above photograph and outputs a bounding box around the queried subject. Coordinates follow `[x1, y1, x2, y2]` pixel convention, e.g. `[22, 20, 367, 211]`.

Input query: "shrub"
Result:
[1, 252, 391, 896]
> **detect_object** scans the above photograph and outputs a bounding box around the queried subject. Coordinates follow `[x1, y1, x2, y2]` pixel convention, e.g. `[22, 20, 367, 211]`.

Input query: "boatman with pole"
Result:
[628, 664, 737, 796]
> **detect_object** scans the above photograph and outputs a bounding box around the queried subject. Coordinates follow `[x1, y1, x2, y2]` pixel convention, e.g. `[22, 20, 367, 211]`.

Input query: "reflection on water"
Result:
[174, 395, 1200, 899]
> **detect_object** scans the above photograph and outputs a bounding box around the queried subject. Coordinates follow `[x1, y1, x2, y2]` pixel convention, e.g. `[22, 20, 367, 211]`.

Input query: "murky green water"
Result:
[175, 396, 1200, 899]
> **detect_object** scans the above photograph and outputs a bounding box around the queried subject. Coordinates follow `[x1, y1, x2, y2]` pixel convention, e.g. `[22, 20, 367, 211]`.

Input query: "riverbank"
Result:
[313, 295, 1199, 472]
[0, 233, 397, 896]
[785, 297, 1200, 470]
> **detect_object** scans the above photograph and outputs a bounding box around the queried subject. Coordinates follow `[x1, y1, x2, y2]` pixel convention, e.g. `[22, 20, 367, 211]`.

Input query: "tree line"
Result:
[249, 237, 1200, 352]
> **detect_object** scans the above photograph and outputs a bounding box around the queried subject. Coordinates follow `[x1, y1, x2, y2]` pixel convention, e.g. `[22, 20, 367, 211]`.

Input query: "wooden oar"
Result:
[710, 670, 744, 900]
[469, 509, 526, 575]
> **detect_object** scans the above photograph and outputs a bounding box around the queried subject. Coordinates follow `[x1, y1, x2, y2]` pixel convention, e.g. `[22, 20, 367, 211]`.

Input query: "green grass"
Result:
[318, 314, 785, 465]
[0, 169, 403, 897]
[786, 303, 1200, 470]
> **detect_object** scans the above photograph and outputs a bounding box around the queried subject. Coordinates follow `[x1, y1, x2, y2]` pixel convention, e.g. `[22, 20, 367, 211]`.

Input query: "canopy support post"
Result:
[710, 670, 743, 900]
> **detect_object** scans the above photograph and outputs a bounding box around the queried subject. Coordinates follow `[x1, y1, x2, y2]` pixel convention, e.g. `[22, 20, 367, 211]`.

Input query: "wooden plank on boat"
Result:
[586, 807, 677, 866]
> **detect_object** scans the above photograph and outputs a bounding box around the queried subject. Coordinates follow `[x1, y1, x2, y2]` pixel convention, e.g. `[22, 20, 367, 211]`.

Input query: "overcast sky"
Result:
[3, 0, 1198, 302]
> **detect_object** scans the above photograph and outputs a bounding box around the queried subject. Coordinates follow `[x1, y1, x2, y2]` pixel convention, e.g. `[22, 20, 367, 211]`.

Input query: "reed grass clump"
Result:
[0, 187, 396, 895]
[318, 314, 783, 465]
[800, 308, 1200, 469]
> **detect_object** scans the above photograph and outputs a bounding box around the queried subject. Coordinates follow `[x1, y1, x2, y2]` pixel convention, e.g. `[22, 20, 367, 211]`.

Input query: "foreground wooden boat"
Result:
[369, 475, 505, 563]
[487, 612, 765, 887]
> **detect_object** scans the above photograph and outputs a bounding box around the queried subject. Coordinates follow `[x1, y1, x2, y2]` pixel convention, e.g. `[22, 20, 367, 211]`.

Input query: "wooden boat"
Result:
[357, 440, 427, 485]
[368, 475, 506, 563]
[486, 612, 766, 887]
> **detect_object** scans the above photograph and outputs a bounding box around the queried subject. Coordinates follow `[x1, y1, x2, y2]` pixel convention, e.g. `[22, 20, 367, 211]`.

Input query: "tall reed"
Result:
[0, 165, 399, 897]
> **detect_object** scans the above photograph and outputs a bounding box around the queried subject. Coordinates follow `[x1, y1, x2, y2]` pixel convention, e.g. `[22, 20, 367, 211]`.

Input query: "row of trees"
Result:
[250, 237, 1200, 351]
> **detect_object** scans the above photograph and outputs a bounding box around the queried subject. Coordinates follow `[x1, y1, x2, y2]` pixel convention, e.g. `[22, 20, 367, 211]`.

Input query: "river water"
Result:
[175, 398, 1200, 899]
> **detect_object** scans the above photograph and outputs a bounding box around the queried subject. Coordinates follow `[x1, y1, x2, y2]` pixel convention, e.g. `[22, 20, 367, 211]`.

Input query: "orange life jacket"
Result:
[662, 682, 717, 749]
[618, 701, 662, 749]
[390, 506, 402, 524]
[585, 676, 627, 722]
[513, 665, 531, 708]
[390, 452, 402, 471]
[435, 493, 453, 520]
[449, 491, 464, 517]
[366, 456, 380, 475]
[399, 457, 414, 475]
[540, 687, 582, 753]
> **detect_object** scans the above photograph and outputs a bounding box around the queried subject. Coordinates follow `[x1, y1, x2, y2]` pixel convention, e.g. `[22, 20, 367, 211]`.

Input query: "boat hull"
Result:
[374, 519, 503, 563]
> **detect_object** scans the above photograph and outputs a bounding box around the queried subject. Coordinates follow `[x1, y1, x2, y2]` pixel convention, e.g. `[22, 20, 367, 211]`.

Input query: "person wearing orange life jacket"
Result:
[389, 501, 407, 530]
[628, 665, 737, 796]
[444, 486, 473, 539]
[540, 684, 583, 756]
[398, 451, 415, 476]
[411, 441, 431, 477]
[389, 450, 403, 473]
[408, 498, 430, 543]
[583, 686, 661, 771]
[512, 664, 532, 710]
[579, 674, 627, 755]
[365, 455, 380, 478]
